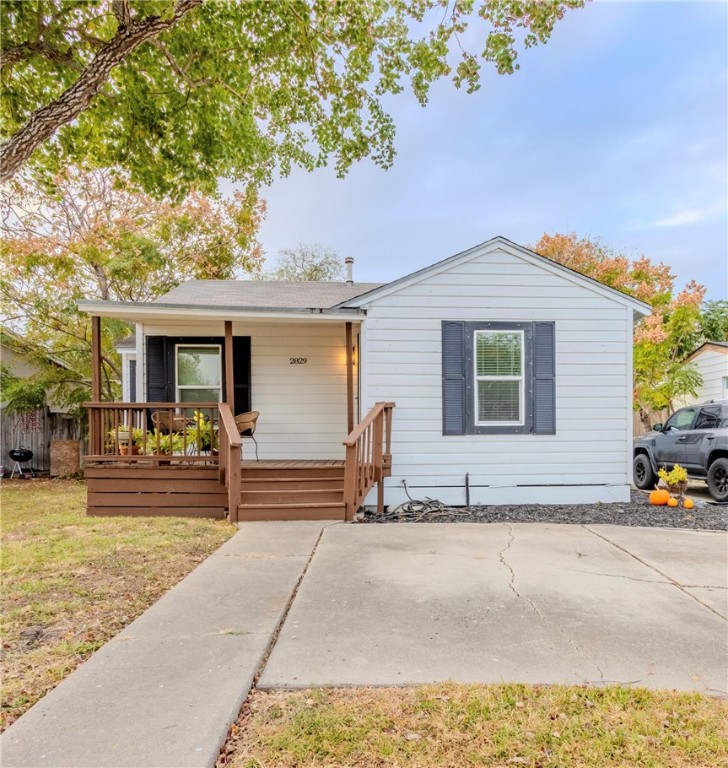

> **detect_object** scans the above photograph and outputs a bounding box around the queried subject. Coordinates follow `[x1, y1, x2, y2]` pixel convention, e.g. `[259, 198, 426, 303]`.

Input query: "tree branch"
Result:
[0, 0, 203, 182]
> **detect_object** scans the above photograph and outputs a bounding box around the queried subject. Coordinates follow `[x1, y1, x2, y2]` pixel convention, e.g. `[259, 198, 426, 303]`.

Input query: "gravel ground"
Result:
[360, 490, 727, 530]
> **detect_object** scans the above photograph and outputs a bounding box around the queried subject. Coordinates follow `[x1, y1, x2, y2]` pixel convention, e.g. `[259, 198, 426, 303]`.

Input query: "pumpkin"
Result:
[649, 489, 670, 506]
[683, 498, 694, 509]
[667, 496, 679, 507]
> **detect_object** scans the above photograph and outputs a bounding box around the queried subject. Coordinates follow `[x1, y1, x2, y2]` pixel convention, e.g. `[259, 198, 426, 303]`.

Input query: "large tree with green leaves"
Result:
[0, 166, 265, 400]
[1, 0, 584, 195]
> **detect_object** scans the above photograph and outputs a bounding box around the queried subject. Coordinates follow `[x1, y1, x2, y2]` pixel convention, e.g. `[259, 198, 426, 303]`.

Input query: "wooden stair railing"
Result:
[218, 402, 243, 524]
[342, 402, 395, 521]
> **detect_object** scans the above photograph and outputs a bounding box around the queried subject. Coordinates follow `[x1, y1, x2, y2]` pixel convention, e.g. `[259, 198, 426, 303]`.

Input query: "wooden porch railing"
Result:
[343, 402, 395, 521]
[217, 402, 242, 524]
[85, 402, 221, 464]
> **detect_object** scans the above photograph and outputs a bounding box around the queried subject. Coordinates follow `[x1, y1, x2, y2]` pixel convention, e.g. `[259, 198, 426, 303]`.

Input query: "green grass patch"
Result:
[225, 684, 728, 767]
[1, 478, 234, 731]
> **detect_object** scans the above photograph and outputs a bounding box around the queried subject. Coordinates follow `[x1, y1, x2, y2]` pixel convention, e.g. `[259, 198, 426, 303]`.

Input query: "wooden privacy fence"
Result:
[1, 408, 83, 474]
[343, 402, 395, 521]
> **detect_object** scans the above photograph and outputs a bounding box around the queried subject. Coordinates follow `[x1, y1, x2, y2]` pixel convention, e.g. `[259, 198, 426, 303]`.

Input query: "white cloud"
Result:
[654, 202, 726, 228]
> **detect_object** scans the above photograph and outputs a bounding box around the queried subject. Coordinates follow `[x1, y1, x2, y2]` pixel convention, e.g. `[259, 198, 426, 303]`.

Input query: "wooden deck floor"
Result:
[241, 459, 345, 469]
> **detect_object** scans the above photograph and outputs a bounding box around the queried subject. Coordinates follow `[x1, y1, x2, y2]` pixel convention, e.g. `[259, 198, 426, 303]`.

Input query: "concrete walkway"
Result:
[260, 524, 728, 694]
[0, 522, 330, 768]
[2, 522, 726, 768]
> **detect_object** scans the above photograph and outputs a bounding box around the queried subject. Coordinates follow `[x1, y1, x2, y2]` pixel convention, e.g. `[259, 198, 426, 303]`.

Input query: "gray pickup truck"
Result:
[633, 399, 728, 502]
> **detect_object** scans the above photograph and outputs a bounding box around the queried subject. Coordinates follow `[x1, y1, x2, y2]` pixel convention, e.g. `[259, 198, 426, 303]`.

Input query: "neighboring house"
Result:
[0, 327, 84, 474]
[116, 336, 137, 402]
[680, 342, 728, 405]
[78, 236, 651, 520]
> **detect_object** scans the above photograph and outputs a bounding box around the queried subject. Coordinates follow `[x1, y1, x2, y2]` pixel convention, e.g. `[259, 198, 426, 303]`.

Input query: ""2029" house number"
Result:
[289, 357, 307, 365]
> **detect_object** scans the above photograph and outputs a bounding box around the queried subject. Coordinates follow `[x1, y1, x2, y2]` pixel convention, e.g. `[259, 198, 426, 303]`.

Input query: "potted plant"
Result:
[148, 429, 184, 463]
[108, 426, 135, 455]
[658, 464, 689, 497]
[187, 411, 217, 454]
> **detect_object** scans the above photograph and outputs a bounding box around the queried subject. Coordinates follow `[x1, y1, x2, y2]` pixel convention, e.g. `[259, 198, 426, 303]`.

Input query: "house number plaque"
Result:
[289, 357, 308, 364]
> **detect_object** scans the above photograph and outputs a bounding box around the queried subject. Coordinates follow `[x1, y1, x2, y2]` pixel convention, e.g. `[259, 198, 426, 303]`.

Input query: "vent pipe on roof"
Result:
[345, 256, 354, 285]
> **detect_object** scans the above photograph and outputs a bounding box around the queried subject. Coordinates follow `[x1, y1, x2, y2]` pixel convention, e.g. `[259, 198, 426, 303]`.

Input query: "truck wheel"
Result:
[633, 454, 657, 490]
[707, 458, 728, 502]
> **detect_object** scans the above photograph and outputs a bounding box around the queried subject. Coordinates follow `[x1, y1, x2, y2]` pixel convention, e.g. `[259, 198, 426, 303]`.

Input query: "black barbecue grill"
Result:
[9, 448, 35, 479]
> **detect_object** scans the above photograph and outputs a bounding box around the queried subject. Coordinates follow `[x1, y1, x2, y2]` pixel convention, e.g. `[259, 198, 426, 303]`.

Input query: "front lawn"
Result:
[224, 685, 728, 767]
[0, 479, 235, 732]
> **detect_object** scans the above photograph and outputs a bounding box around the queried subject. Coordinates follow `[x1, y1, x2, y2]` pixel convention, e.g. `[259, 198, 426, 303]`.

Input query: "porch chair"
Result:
[151, 410, 189, 434]
[234, 411, 260, 461]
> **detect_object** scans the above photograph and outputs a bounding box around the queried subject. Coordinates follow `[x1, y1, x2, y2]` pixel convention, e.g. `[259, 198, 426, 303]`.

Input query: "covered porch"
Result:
[83, 311, 393, 522]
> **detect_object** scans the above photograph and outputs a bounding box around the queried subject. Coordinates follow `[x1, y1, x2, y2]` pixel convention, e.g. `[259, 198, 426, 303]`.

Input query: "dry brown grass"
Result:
[1, 478, 234, 731]
[224, 684, 728, 767]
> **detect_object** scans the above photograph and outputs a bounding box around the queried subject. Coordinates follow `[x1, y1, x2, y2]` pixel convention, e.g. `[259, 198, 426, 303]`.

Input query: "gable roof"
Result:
[155, 280, 384, 310]
[332, 236, 652, 315]
[684, 341, 728, 363]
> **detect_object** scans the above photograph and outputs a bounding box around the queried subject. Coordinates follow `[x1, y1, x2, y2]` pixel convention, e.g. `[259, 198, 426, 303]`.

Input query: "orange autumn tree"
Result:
[532, 233, 705, 430]
[0, 166, 265, 402]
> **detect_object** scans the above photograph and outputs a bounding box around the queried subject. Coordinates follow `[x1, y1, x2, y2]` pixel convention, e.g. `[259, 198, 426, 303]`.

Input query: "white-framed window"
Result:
[723, 376, 728, 398]
[474, 330, 524, 425]
[175, 344, 222, 403]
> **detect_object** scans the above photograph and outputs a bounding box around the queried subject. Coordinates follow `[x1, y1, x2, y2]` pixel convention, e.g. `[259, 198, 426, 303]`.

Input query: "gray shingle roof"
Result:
[115, 336, 136, 349]
[154, 280, 385, 310]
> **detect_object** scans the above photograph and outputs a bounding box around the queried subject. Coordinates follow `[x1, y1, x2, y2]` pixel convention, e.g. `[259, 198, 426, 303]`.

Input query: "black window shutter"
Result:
[533, 322, 556, 435]
[146, 336, 169, 402]
[442, 321, 466, 435]
[231, 336, 251, 415]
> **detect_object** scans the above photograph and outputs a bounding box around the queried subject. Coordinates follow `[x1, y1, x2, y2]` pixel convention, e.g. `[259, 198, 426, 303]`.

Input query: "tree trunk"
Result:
[0, 0, 202, 182]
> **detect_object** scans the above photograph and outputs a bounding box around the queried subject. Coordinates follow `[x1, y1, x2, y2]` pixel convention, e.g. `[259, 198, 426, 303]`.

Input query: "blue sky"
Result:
[246, 2, 727, 300]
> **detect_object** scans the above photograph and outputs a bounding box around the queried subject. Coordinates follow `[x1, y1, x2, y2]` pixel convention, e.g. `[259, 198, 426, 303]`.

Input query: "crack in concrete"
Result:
[583, 526, 728, 623]
[498, 523, 545, 621]
[579, 570, 670, 585]
[498, 525, 604, 681]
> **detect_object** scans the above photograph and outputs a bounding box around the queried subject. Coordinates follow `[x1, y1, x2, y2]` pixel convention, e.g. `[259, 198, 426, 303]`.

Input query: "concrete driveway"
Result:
[260, 523, 728, 695]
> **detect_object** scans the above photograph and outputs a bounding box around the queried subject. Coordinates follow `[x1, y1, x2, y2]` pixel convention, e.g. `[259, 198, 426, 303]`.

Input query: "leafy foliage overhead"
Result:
[0, 166, 265, 400]
[1, 0, 585, 195]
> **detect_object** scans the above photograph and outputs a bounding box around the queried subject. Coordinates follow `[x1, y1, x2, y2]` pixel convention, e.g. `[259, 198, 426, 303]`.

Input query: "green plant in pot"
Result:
[187, 410, 217, 453]
[149, 429, 185, 456]
[658, 464, 689, 497]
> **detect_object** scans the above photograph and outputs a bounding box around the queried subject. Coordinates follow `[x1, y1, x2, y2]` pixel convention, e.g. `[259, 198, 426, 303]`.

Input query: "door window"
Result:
[663, 408, 696, 432]
[694, 405, 721, 430]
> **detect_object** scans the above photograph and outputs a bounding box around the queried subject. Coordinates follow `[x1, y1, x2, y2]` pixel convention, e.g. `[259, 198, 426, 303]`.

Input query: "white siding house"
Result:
[348, 238, 649, 505]
[79, 237, 650, 508]
[679, 342, 728, 405]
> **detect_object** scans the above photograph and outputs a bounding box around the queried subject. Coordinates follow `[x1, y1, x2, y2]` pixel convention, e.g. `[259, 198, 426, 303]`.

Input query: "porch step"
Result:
[241, 476, 344, 491]
[241, 465, 344, 480]
[241, 488, 343, 505]
[237, 502, 345, 522]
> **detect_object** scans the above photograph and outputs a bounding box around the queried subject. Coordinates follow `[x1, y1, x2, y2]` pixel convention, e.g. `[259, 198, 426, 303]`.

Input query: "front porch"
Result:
[84, 399, 393, 522]
[84, 303, 394, 522]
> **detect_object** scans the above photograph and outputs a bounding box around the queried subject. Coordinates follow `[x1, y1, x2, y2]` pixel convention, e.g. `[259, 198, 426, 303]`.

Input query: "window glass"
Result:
[176, 345, 221, 402]
[695, 406, 721, 430]
[474, 331, 523, 424]
[476, 333, 522, 376]
[665, 408, 696, 431]
[177, 346, 221, 387]
[478, 381, 520, 422]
